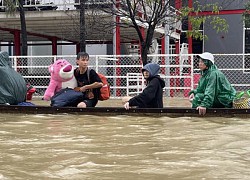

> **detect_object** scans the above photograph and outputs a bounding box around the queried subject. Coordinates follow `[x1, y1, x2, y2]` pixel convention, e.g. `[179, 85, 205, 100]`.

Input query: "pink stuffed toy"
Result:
[43, 59, 77, 101]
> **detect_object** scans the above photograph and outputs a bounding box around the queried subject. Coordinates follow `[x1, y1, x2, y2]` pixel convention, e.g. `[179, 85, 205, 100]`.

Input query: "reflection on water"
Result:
[0, 114, 250, 179]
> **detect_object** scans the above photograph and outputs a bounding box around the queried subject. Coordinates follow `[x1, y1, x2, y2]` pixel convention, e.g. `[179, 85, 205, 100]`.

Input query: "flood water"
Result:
[0, 113, 250, 179]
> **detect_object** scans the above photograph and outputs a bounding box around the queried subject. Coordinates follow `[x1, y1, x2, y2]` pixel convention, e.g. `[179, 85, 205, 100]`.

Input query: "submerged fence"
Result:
[9, 54, 250, 98]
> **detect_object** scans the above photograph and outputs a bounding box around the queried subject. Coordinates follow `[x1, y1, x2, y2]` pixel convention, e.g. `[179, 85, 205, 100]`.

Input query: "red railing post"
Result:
[114, 0, 121, 97]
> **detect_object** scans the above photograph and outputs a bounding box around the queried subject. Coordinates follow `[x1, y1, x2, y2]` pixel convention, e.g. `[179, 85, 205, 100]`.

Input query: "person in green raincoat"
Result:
[189, 52, 236, 116]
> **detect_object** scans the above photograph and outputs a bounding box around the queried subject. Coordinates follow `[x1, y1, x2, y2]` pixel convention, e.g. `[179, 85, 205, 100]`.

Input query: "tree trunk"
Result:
[18, 0, 27, 56]
[141, 42, 148, 66]
[140, 26, 155, 66]
[79, 0, 86, 52]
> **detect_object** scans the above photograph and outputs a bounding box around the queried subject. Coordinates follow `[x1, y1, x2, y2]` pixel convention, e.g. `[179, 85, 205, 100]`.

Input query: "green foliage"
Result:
[4, 0, 17, 15]
[179, 1, 228, 40]
[210, 16, 228, 33]
[102, 0, 232, 63]
[243, 1, 250, 28]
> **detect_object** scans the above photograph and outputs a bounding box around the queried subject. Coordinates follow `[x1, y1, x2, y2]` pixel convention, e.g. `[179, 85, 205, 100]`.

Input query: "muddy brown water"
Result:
[0, 98, 249, 179]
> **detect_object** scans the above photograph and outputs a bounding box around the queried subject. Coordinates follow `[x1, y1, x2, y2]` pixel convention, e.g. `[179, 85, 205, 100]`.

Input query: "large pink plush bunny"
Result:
[43, 59, 77, 101]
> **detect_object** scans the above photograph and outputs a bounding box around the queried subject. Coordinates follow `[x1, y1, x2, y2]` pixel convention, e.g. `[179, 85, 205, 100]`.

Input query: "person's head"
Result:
[142, 70, 150, 79]
[142, 63, 160, 79]
[198, 52, 214, 70]
[76, 52, 89, 68]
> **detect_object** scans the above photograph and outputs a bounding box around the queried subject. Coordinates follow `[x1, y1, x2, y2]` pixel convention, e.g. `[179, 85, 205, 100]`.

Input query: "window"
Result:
[244, 14, 250, 72]
[245, 30, 250, 54]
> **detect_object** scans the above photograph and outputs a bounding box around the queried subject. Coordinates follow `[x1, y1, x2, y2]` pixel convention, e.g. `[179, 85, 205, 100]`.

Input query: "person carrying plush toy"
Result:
[0, 51, 27, 105]
[74, 52, 103, 108]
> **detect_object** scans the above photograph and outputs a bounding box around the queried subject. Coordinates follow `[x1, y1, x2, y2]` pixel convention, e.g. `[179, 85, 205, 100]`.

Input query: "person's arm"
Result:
[195, 72, 217, 116]
[199, 72, 217, 108]
[78, 69, 103, 92]
[80, 82, 103, 92]
[123, 96, 132, 110]
[189, 78, 202, 96]
[129, 78, 159, 107]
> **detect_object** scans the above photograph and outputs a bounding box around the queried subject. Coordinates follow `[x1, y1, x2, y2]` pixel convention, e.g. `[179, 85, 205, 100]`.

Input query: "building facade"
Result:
[0, 0, 249, 56]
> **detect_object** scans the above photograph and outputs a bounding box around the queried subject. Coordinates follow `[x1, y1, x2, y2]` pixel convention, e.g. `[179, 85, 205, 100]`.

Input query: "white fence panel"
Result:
[9, 54, 250, 98]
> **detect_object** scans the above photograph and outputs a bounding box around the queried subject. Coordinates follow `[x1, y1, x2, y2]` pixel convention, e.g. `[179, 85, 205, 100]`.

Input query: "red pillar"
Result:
[184, 0, 193, 97]
[175, 41, 180, 54]
[51, 37, 57, 55]
[161, 38, 165, 54]
[175, 0, 182, 10]
[115, 0, 121, 96]
[115, 17, 121, 55]
[188, 0, 193, 53]
[13, 30, 21, 56]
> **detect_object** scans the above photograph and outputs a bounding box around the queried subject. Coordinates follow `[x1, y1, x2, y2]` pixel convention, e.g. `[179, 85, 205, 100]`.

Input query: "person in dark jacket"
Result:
[74, 52, 103, 108]
[189, 52, 236, 115]
[123, 63, 165, 109]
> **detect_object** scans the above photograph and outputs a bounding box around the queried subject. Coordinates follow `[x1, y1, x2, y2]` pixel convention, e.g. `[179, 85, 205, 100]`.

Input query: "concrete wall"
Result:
[172, 0, 248, 10]
[204, 14, 244, 54]
[198, 0, 248, 10]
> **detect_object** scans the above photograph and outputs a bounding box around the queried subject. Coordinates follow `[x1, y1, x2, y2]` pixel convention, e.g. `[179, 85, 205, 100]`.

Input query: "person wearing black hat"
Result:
[189, 52, 236, 115]
[123, 63, 165, 109]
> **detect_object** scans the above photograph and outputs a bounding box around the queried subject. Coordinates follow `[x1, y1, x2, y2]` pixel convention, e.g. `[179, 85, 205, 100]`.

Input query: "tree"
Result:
[100, 0, 229, 65]
[5, 0, 28, 55]
[180, 2, 229, 41]
[66, 1, 114, 53]
[79, 0, 87, 52]
[18, 0, 28, 56]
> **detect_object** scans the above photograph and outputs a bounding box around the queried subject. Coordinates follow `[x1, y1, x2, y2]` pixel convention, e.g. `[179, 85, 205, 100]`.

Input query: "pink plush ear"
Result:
[49, 64, 54, 73]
